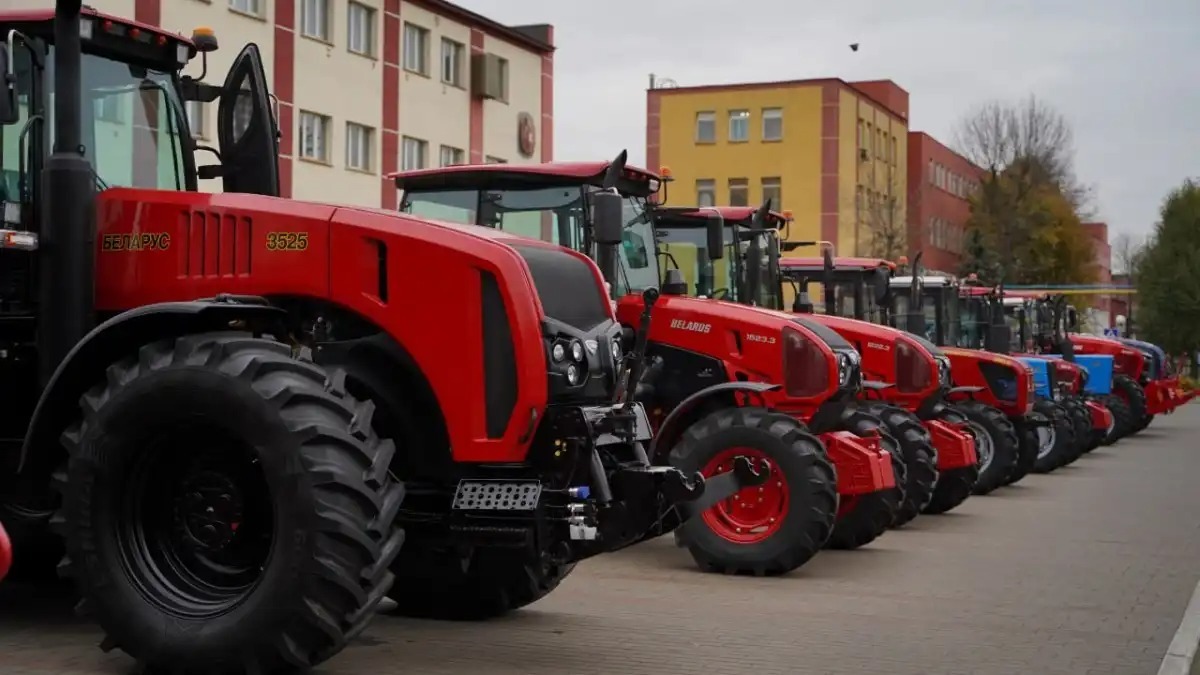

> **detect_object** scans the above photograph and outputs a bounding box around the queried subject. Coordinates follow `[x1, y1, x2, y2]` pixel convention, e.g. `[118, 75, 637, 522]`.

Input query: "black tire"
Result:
[1133, 413, 1155, 433]
[386, 549, 575, 620]
[860, 403, 938, 528]
[952, 402, 1019, 496]
[923, 467, 977, 514]
[1060, 398, 1093, 462]
[825, 409, 905, 550]
[1010, 419, 1039, 484]
[53, 334, 405, 674]
[1031, 400, 1076, 473]
[669, 407, 837, 576]
[1113, 375, 1147, 436]
[1103, 394, 1133, 444]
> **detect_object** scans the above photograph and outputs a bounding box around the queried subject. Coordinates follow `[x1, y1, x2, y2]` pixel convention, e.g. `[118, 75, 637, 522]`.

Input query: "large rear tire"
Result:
[669, 407, 837, 575]
[949, 402, 1016, 497]
[825, 409, 905, 550]
[1031, 400, 1076, 473]
[1112, 375, 1147, 436]
[1060, 398, 1094, 460]
[861, 403, 938, 528]
[54, 334, 405, 674]
[1103, 394, 1133, 444]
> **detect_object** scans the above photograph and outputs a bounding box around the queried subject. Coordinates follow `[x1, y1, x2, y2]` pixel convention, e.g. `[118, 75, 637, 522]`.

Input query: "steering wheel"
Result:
[711, 288, 730, 300]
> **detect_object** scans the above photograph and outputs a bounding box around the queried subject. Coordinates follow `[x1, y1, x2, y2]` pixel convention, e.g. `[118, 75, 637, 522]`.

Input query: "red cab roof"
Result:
[1, 7, 195, 48]
[780, 256, 896, 271]
[655, 206, 789, 228]
[389, 161, 660, 192]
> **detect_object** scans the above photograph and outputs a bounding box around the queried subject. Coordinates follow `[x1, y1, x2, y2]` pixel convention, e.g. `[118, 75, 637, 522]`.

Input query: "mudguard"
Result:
[1085, 400, 1114, 434]
[648, 381, 780, 462]
[820, 430, 895, 496]
[925, 419, 978, 471]
[0, 522, 10, 583]
[19, 298, 288, 478]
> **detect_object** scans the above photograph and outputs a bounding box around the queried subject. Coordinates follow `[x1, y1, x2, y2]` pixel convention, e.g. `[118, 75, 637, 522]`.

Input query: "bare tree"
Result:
[952, 95, 1093, 214]
[853, 175, 909, 259]
[1111, 232, 1146, 277]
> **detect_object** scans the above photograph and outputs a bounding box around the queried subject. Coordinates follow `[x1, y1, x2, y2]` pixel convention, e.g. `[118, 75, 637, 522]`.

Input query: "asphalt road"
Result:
[4, 404, 1200, 675]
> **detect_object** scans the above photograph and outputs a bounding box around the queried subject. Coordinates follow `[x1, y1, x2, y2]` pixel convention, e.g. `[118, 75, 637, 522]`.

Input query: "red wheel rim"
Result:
[699, 448, 787, 544]
[0, 522, 12, 582]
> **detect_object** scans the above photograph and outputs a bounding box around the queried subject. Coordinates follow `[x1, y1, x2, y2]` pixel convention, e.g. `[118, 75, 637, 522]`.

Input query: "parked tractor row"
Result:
[0, 6, 1192, 675]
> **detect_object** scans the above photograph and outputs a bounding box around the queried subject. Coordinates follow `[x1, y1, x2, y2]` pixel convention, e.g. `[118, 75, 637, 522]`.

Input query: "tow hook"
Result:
[677, 455, 769, 520]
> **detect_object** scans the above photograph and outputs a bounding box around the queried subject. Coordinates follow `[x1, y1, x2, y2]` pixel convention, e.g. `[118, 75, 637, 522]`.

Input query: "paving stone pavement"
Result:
[3, 405, 1200, 675]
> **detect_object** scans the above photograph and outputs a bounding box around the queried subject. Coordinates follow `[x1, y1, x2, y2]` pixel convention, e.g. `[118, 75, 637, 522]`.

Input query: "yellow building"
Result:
[646, 78, 911, 258]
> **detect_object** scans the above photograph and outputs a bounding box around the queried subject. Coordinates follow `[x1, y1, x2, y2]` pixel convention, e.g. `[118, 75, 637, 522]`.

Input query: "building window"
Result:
[866, 123, 873, 156]
[185, 100, 206, 139]
[299, 111, 331, 162]
[300, 0, 330, 41]
[761, 177, 782, 210]
[728, 110, 750, 142]
[695, 111, 715, 143]
[439, 145, 465, 167]
[858, 119, 866, 148]
[401, 136, 427, 170]
[345, 122, 374, 171]
[696, 179, 715, 207]
[928, 159, 935, 184]
[441, 38, 464, 87]
[229, 0, 262, 16]
[95, 95, 122, 123]
[728, 178, 749, 207]
[403, 23, 429, 75]
[485, 155, 507, 164]
[891, 137, 898, 166]
[762, 108, 783, 141]
[347, 2, 375, 56]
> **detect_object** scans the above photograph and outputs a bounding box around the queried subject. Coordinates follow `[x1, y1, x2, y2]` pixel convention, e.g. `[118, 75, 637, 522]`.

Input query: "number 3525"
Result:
[266, 232, 309, 251]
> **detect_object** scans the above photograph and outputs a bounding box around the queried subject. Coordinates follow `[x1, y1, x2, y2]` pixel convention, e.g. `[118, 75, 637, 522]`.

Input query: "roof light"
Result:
[782, 210, 793, 220]
[191, 26, 219, 53]
[660, 166, 672, 178]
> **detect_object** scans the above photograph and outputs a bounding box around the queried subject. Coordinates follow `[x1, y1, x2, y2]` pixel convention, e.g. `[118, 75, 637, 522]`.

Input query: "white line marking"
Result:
[1159, 579, 1200, 675]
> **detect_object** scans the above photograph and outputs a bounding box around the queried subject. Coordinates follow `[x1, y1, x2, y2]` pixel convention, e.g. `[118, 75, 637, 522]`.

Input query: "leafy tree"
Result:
[1137, 179, 1200, 365]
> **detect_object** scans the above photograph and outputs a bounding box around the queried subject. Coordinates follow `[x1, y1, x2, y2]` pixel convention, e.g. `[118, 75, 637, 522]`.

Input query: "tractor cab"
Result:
[774, 255, 894, 325]
[652, 202, 789, 308]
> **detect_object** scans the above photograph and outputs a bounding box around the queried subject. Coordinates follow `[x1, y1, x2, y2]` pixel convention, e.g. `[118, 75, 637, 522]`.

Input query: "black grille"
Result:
[511, 244, 609, 331]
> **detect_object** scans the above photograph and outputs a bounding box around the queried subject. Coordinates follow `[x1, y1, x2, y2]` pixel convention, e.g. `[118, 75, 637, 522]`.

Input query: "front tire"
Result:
[55, 334, 405, 674]
[1103, 394, 1133, 444]
[1112, 375, 1147, 437]
[952, 402, 1019, 496]
[861, 403, 938, 528]
[825, 409, 906, 550]
[387, 550, 575, 620]
[669, 407, 837, 576]
[1031, 400, 1076, 473]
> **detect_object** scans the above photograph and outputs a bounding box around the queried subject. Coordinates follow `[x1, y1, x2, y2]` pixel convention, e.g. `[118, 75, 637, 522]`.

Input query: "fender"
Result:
[863, 380, 894, 390]
[648, 381, 780, 462]
[19, 298, 288, 478]
[949, 385, 984, 396]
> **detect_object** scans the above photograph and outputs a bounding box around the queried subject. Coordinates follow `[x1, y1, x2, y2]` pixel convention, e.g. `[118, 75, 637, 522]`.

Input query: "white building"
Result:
[17, 0, 555, 208]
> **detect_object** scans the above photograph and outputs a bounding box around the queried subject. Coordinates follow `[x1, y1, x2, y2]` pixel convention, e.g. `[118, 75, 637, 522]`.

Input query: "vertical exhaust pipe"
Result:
[39, 0, 96, 386]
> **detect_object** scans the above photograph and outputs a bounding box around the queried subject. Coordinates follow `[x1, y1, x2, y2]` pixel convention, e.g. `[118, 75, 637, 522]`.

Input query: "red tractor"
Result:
[0, 5, 758, 673]
[393, 159, 908, 574]
[778, 257, 1045, 490]
[0, 521, 11, 583]
[652, 207, 982, 513]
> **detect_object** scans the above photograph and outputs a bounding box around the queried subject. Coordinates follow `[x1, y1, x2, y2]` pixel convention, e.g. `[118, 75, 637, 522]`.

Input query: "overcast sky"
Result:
[459, 0, 1199, 240]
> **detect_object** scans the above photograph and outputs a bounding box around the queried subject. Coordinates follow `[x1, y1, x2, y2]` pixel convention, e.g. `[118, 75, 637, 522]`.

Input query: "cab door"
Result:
[217, 44, 278, 196]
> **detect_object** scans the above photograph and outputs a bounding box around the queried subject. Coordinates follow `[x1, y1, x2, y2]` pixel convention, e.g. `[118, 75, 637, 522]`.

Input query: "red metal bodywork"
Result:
[1070, 334, 1146, 381]
[612, 296, 895, 498]
[0, 522, 10, 583]
[93, 187, 617, 465]
[941, 347, 1035, 418]
[1085, 400, 1114, 433]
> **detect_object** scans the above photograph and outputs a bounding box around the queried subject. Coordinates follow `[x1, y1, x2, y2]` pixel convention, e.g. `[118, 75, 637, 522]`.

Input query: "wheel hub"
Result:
[698, 448, 788, 544]
[177, 470, 244, 552]
[1036, 425, 1056, 458]
[964, 422, 994, 474]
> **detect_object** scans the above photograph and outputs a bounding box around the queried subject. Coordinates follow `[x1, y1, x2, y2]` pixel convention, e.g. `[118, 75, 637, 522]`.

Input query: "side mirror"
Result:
[0, 42, 18, 126]
[1065, 307, 1079, 332]
[873, 267, 890, 303]
[592, 190, 623, 245]
[706, 214, 723, 260]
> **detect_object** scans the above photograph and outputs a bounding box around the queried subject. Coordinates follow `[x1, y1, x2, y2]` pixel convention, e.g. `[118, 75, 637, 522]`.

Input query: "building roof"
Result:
[907, 131, 986, 175]
[394, 1, 555, 53]
[648, 77, 909, 123]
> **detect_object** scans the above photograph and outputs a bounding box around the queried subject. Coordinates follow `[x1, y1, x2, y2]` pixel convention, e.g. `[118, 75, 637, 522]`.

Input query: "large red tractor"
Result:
[652, 207, 982, 513]
[0, 5, 759, 673]
[393, 159, 906, 574]
[778, 258, 1046, 489]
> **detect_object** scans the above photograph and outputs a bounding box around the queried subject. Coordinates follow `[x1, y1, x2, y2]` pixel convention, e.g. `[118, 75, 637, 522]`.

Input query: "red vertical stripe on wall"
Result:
[819, 83, 840, 246]
[468, 30, 485, 163]
[273, 0, 295, 198]
[380, 0, 402, 208]
[539, 27, 554, 162]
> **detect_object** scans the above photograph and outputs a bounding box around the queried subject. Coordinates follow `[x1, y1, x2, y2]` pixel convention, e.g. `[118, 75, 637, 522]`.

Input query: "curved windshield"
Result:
[611, 194, 659, 296]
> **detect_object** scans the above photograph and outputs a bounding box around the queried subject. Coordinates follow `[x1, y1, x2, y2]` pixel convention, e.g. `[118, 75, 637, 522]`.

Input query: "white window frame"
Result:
[347, 2, 375, 56]
[728, 110, 750, 142]
[229, 0, 263, 17]
[403, 23, 429, 75]
[401, 136, 427, 171]
[695, 112, 715, 143]
[300, 0, 330, 41]
[440, 38, 464, 87]
[696, 179, 716, 207]
[298, 111, 331, 163]
[762, 108, 783, 141]
[761, 177, 782, 209]
[345, 122, 374, 171]
[728, 178, 749, 206]
[438, 145, 465, 167]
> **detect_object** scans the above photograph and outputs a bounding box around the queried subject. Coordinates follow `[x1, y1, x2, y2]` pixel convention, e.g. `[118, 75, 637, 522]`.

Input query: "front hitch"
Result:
[676, 456, 769, 519]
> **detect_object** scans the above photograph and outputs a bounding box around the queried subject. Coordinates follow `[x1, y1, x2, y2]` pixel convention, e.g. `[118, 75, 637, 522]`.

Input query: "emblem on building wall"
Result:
[517, 112, 536, 158]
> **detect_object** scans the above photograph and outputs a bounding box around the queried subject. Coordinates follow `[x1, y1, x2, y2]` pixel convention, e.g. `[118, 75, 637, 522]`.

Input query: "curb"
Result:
[1159, 579, 1200, 675]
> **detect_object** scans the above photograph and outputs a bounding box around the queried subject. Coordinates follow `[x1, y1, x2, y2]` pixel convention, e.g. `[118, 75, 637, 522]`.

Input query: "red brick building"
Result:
[1082, 222, 1114, 324]
[906, 132, 984, 272]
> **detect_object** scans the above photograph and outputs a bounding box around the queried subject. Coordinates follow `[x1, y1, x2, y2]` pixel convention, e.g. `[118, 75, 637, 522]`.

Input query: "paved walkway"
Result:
[4, 405, 1200, 675]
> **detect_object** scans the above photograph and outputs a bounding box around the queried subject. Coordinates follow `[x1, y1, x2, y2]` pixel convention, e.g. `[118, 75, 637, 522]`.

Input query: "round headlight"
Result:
[570, 340, 585, 362]
[837, 352, 854, 387]
[552, 343, 566, 362]
[937, 357, 952, 387]
[610, 341, 622, 361]
[566, 364, 582, 385]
